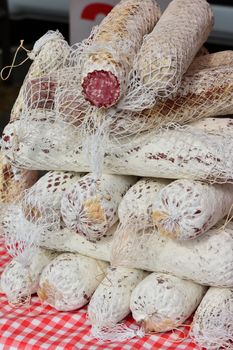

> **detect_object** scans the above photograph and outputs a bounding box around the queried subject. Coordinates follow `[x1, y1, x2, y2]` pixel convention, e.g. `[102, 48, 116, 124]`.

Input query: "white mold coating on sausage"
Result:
[38, 252, 108, 311]
[2, 117, 233, 184]
[130, 272, 206, 332]
[0, 248, 58, 306]
[118, 178, 170, 228]
[88, 266, 146, 331]
[111, 221, 233, 288]
[61, 174, 135, 239]
[191, 287, 233, 350]
[152, 180, 233, 240]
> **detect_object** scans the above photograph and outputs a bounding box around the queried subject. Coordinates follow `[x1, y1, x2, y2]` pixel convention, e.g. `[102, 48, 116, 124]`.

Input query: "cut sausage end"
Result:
[82, 70, 120, 108]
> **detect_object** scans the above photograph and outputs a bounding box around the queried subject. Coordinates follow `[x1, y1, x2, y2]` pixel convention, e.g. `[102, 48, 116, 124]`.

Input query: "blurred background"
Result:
[0, 0, 233, 133]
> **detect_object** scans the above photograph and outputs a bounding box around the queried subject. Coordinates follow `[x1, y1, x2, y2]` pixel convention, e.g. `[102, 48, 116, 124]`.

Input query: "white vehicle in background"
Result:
[7, 0, 233, 45]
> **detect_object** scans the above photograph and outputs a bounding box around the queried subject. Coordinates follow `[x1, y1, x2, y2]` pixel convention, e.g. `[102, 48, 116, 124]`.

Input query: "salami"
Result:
[88, 267, 146, 338]
[120, 0, 214, 111]
[130, 273, 206, 332]
[191, 287, 233, 349]
[3, 117, 233, 184]
[31, 51, 233, 139]
[0, 248, 58, 306]
[118, 178, 169, 231]
[81, 0, 161, 108]
[55, 87, 88, 125]
[82, 70, 120, 109]
[22, 171, 82, 228]
[0, 151, 37, 206]
[152, 180, 233, 240]
[56, 51, 233, 137]
[189, 50, 233, 71]
[61, 174, 135, 240]
[117, 58, 233, 135]
[10, 31, 70, 121]
[111, 221, 233, 287]
[2, 204, 116, 263]
[38, 253, 108, 311]
[27, 31, 70, 78]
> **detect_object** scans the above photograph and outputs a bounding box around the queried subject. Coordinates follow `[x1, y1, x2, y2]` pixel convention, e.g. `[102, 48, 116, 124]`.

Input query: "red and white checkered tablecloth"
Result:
[0, 241, 201, 350]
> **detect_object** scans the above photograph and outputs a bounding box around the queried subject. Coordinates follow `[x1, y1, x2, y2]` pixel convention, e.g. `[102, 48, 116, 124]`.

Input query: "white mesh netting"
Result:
[88, 267, 146, 340]
[1, 170, 84, 267]
[38, 253, 108, 311]
[190, 287, 233, 350]
[21, 170, 82, 231]
[0, 248, 57, 307]
[3, 49, 233, 177]
[1, 4, 233, 346]
[1, 1, 232, 177]
[2, 117, 233, 184]
[4, 0, 233, 178]
[188, 50, 233, 71]
[111, 220, 233, 288]
[116, 178, 169, 253]
[0, 150, 37, 208]
[57, 49, 233, 176]
[61, 173, 135, 241]
[152, 179, 233, 240]
[118, 0, 214, 111]
[130, 272, 206, 333]
[10, 30, 71, 121]
[118, 178, 169, 228]
[80, 0, 161, 108]
[1, 204, 50, 267]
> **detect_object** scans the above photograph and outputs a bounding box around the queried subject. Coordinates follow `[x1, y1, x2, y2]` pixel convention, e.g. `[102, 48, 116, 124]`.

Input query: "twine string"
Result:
[0, 40, 31, 81]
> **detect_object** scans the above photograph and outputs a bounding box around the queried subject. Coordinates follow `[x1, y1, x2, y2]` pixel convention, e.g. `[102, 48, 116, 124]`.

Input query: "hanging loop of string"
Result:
[0, 40, 31, 81]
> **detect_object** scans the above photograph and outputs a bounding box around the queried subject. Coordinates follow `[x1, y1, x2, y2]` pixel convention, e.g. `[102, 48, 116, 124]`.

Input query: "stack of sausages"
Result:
[1, 0, 233, 348]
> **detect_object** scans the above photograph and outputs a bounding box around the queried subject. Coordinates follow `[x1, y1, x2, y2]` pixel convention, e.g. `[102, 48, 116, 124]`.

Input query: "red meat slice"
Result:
[82, 70, 120, 108]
